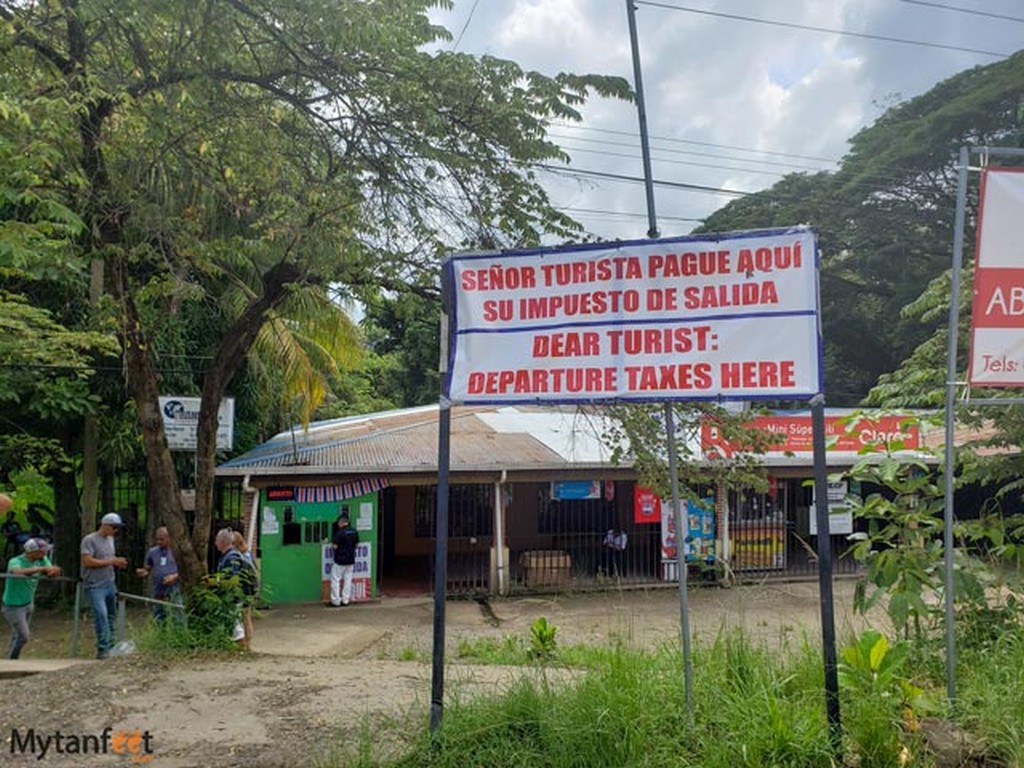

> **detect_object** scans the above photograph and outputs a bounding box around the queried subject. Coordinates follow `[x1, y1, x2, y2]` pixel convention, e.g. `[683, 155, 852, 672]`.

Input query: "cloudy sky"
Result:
[428, 0, 1022, 242]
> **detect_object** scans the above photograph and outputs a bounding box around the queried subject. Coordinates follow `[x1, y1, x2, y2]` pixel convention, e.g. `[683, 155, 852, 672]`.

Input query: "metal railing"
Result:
[69, 585, 184, 657]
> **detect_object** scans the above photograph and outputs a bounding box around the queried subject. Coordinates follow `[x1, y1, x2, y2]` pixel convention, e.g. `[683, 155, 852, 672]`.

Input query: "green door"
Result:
[258, 491, 378, 605]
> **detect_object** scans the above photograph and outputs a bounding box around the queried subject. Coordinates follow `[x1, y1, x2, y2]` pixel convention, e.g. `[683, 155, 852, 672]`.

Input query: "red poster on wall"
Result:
[633, 486, 662, 524]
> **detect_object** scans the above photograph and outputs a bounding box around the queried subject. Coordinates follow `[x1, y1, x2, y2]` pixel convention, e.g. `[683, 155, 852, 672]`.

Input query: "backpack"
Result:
[222, 550, 259, 597]
[238, 555, 259, 597]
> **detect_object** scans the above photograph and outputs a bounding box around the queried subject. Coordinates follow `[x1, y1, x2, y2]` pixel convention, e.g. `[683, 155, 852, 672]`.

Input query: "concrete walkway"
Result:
[0, 658, 96, 679]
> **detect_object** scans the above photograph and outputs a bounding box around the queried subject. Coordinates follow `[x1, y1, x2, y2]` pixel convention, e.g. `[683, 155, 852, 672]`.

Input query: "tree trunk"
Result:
[193, 261, 302, 560]
[58, 2, 302, 585]
[52, 465, 81, 590]
[110, 257, 205, 584]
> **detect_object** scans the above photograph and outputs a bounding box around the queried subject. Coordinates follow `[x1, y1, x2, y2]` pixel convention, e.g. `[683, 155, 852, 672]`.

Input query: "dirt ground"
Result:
[0, 579, 870, 767]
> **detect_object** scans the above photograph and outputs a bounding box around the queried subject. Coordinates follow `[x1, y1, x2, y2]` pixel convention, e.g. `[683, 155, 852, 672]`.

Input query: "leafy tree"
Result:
[358, 290, 441, 409]
[854, 54, 1024, 563]
[0, 0, 629, 582]
[701, 52, 1024, 406]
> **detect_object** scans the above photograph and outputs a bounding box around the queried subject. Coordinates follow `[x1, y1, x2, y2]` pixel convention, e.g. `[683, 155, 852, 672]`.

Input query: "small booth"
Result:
[257, 485, 379, 605]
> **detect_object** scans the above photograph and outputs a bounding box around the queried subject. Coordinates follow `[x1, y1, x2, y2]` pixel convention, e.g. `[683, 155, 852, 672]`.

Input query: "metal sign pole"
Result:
[665, 404, 693, 718]
[942, 144, 1024, 705]
[942, 145, 970, 706]
[811, 395, 841, 751]
[626, 0, 692, 717]
[430, 310, 452, 734]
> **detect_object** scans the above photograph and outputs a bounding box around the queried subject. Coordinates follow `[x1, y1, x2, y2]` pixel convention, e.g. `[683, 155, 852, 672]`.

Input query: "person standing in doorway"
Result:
[2, 538, 61, 659]
[600, 526, 628, 577]
[328, 511, 359, 607]
[81, 513, 129, 659]
[135, 526, 182, 623]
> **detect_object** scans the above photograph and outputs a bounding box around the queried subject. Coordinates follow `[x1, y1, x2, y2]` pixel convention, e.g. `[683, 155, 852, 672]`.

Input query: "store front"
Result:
[218, 405, 933, 603]
[256, 486, 379, 605]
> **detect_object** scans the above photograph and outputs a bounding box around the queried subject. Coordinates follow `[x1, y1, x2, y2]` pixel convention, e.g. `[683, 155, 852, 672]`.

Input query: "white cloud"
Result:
[431, 0, 1021, 239]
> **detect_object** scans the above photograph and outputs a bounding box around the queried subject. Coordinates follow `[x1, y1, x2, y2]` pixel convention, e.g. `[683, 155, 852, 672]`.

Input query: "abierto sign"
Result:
[443, 227, 822, 404]
[969, 167, 1024, 386]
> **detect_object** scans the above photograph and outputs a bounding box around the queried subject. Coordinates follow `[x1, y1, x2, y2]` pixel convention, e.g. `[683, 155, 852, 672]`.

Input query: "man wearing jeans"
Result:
[2, 538, 61, 658]
[80, 513, 128, 659]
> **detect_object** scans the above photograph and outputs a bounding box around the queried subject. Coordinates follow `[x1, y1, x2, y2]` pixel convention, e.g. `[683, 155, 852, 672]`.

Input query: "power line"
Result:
[452, 0, 482, 51]
[0, 362, 202, 375]
[539, 164, 752, 196]
[552, 134, 831, 175]
[548, 122, 946, 185]
[896, 0, 1024, 24]
[559, 145, 792, 178]
[551, 123, 842, 165]
[559, 206, 704, 223]
[635, 1, 1010, 58]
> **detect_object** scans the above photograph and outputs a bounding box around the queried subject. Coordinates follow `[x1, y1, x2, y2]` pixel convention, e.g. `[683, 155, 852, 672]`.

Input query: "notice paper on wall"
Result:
[261, 507, 279, 535]
[357, 501, 373, 531]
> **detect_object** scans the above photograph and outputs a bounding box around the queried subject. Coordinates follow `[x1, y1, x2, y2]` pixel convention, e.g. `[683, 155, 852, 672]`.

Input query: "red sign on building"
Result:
[701, 414, 920, 457]
[633, 486, 662, 524]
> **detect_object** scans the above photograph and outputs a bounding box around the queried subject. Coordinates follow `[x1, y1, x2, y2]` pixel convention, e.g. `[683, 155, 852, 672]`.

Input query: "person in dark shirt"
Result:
[212, 527, 256, 650]
[328, 512, 359, 607]
[1, 500, 21, 560]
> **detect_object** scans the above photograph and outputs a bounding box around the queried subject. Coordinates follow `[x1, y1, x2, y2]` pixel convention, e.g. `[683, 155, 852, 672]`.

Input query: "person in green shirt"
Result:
[2, 538, 61, 659]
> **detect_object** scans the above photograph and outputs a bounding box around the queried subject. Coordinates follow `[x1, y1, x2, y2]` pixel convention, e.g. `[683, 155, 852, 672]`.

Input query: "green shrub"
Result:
[527, 617, 558, 661]
[135, 582, 239, 655]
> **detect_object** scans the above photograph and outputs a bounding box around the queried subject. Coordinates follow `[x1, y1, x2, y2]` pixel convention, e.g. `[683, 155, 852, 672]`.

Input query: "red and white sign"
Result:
[444, 228, 821, 404]
[701, 413, 920, 457]
[633, 485, 662, 524]
[969, 168, 1024, 386]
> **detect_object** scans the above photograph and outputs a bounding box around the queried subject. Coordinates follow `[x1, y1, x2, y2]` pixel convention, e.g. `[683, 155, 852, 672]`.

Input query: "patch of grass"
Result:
[455, 634, 527, 664]
[327, 630, 835, 768]
[453, 631, 616, 671]
[322, 623, 1024, 768]
[956, 624, 1024, 766]
[133, 584, 241, 656]
[134, 615, 236, 656]
[397, 646, 421, 662]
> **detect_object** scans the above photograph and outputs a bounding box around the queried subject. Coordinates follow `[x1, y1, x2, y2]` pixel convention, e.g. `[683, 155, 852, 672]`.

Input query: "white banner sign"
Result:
[969, 168, 1024, 386]
[444, 228, 822, 403]
[810, 480, 853, 535]
[159, 396, 235, 451]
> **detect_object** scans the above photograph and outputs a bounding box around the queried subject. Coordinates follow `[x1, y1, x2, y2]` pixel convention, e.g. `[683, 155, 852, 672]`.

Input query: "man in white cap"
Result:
[2, 538, 61, 659]
[81, 513, 129, 659]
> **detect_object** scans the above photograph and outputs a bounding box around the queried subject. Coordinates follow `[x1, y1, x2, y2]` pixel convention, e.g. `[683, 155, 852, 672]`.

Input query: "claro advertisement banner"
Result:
[443, 227, 822, 404]
[969, 167, 1024, 386]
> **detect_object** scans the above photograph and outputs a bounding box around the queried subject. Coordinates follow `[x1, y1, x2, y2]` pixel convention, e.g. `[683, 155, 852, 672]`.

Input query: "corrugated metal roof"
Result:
[217, 405, 961, 481]
[217, 404, 628, 478]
